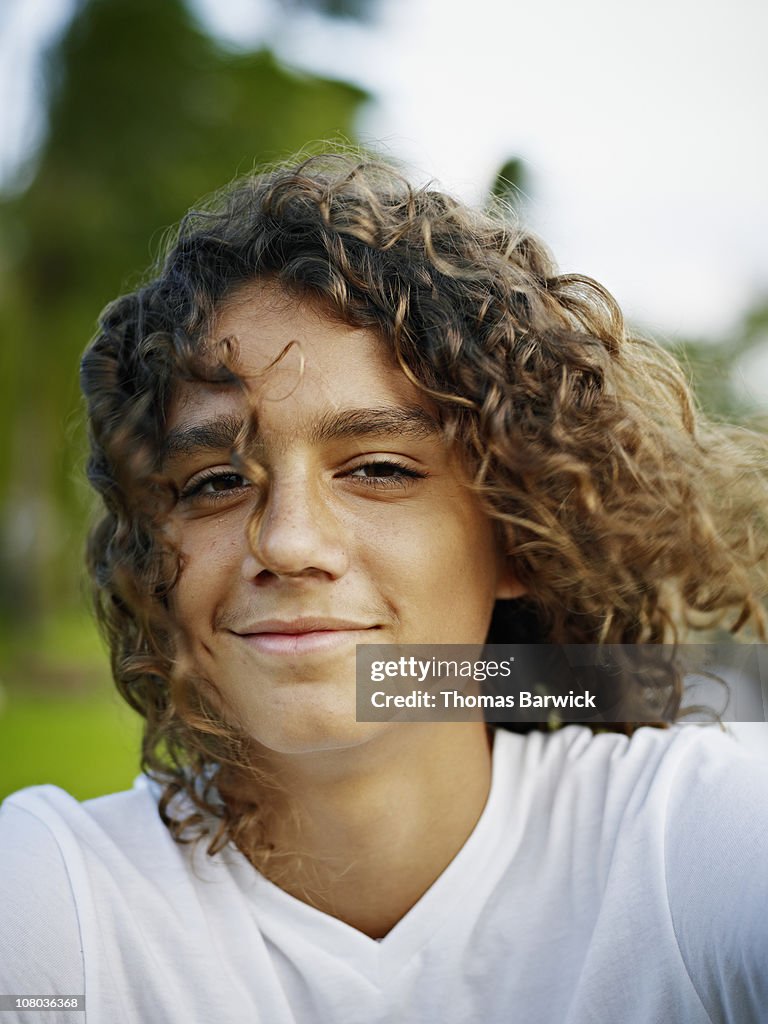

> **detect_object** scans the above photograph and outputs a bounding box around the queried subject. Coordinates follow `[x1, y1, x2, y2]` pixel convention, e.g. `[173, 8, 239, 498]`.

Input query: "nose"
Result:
[241, 469, 349, 581]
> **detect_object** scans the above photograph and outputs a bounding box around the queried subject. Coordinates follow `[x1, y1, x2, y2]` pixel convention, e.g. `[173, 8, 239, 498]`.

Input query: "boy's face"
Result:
[164, 280, 519, 756]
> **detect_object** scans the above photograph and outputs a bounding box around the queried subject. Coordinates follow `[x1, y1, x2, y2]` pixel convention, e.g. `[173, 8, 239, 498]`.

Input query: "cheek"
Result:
[443, 531, 499, 607]
[436, 495, 501, 579]
[364, 494, 499, 584]
[172, 522, 242, 631]
[361, 500, 500, 634]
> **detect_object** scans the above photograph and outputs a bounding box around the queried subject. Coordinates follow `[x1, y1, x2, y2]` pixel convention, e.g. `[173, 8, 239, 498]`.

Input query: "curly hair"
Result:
[80, 152, 768, 861]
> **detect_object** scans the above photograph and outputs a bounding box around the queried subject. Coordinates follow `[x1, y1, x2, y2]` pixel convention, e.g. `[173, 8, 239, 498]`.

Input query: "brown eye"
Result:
[204, 473, 248, 492]
[179, 471, 251, 502]
[356, 463, 405, 477]
[345, 461, 426, 488]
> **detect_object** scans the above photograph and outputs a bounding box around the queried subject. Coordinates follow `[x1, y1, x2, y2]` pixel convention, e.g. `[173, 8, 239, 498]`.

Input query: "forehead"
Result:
[167, 279, 433, 437]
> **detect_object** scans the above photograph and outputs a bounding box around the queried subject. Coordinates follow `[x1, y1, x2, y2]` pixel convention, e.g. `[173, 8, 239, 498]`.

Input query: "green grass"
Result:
[0, 609, 147, 802]
[0, 689, 143, 802]
[0, 609, 143, 801]
[0, 609, 108, 668]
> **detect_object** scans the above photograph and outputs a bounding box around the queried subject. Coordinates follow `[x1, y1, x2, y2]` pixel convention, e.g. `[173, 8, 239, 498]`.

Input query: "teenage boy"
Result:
[1, 154, 767, 1023]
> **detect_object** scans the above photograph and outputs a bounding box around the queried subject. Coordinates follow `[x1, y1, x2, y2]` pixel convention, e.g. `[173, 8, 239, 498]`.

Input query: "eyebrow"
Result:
[162, 406, 440, 462]
[308, 406, 438, 444]
[162, 414, 245, 461]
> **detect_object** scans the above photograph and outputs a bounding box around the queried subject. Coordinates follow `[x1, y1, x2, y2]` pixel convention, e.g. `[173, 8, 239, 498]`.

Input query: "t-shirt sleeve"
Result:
[0, 798, 85, 1023]
[664, 731, 768, 1024]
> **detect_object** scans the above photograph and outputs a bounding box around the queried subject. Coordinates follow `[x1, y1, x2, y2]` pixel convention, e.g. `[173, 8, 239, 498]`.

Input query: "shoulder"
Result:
[0, 783, 258, 1022]
[0, 787, 91, 1003]
[0, 777, 212, 898]
[0, 780, 173, 997]
[519, 722, 768, 863]
[0, 777, 167, 864]
[0, 778, 163, 884]
[497, 722, 756, 809]
[508, 720, 768, 801]
[529, 725, 768, 1022]
[658, 729, 768, 1023]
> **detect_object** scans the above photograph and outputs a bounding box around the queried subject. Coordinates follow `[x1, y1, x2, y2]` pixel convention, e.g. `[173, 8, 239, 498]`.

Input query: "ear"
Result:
[496, 560, 527, 600]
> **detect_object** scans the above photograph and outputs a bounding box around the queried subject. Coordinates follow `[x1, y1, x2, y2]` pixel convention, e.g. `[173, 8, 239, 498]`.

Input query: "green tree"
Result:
[0, 0, 369, 624]
[664, 298, 768, 423]
[487, 156, 528, 217]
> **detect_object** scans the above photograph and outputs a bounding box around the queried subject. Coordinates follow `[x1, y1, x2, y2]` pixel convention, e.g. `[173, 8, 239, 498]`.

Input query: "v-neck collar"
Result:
[229, 729, 523, 984]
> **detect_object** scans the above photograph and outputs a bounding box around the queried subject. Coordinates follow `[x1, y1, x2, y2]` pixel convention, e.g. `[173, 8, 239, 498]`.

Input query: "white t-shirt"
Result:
[1, 725, 767, 1024]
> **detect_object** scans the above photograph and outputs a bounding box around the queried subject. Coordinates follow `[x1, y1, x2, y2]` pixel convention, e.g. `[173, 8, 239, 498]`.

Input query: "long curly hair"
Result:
[80, 152, 768, 861]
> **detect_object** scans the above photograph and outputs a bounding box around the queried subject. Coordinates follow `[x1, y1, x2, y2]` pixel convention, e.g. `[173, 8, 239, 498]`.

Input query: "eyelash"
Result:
[343, 460, 426, 489]
[178, 460, 426, 504]
[178, 471, 251, 504]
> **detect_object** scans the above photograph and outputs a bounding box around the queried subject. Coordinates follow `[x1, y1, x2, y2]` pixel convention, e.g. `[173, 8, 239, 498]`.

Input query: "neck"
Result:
[242, 723, 494, 938]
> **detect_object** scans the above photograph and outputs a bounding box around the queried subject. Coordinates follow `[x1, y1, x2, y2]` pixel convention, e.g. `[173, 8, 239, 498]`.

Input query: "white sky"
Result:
[2, 0, 767, 361]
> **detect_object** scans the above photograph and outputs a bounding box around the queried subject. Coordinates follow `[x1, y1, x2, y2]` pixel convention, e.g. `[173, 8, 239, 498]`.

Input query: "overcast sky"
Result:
[2, 0, 767, 360]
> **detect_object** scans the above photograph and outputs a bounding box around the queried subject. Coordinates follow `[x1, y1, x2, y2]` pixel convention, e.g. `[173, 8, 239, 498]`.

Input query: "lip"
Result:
[230, 618, 378, 656]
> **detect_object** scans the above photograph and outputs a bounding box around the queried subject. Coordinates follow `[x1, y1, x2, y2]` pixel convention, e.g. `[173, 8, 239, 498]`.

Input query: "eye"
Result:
[343, 460, 426, 489]
[178, 470, 252, 504]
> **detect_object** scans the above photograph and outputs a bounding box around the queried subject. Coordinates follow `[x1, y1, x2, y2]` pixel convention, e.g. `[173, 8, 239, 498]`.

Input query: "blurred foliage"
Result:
[487, 156, 528, 216]
[0, 0, 370, 625]
[665, 297, 768, 423]
[278, 0, 379, 19]
[0, 689, 141, 800]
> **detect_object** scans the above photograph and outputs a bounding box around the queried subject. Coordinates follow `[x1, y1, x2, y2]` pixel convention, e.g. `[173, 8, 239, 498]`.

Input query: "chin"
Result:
[249, 721, 387, 758]
[238, 691, 386, 758]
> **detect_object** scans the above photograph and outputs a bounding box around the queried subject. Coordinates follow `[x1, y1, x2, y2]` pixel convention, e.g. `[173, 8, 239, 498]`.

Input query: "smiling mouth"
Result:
[231, 619, 379, 656]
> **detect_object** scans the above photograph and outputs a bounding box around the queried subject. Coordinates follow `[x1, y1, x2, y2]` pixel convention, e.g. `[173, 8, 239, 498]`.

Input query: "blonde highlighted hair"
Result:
[80, 152, 768, 859]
